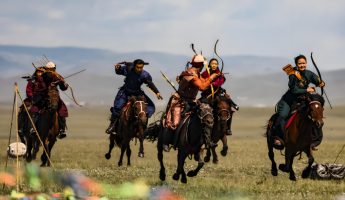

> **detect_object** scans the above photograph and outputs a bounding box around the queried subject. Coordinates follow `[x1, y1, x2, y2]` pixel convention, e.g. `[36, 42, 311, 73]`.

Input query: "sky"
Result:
[0, 0, 344, 70]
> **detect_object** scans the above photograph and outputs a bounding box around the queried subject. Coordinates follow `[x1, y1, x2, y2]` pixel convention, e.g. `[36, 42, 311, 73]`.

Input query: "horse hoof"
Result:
[159, 173, 166, 181]
[118, 162, 123, 167]
[181, 177, 187, 184]
[105, 153, 111, 160]
[138, 152, 144, 158]
[172, 173, 180, 181]
[271, 169, 278, 176]
[204, 156, 210, 163]
[221, 146, 228, 157]
[187, 170, 197, 177]
[26, 157, 32, 163]
[289, 175, 297, 181]
[212, 159, 218, 164]
[301, 169, 310, 178]
[279, 164, 288, 172]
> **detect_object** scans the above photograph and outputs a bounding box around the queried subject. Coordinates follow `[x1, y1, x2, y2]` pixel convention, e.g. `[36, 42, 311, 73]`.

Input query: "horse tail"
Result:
[265, 113, 278, 137]
[144, 119, 161, 142]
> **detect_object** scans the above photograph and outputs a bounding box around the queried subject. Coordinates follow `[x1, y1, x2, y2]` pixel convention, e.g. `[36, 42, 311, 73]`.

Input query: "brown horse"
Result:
[204, 96, 232, 164]
[266, 93, 325, 180]
[105, 96, 148, 166]
[25, 84, 60, 167]
[156, 102, 214, 183]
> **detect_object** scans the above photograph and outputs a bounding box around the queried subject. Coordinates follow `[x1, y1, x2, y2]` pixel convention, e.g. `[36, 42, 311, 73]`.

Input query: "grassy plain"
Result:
[0, 105, 344, 199]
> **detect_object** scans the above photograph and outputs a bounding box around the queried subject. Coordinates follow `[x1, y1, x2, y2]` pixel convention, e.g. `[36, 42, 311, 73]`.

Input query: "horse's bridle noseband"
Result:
[217, 108, 231, 121]
[133, 100, 147, 118]
[307, 100, 322, 122]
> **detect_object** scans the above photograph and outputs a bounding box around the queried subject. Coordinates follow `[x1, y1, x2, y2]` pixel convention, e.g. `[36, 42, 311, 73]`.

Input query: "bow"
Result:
[207, 39, 224, 99]
[214, 39, 224, 74]
[310, 52, 323, 96]
[310, 52, 332, 109]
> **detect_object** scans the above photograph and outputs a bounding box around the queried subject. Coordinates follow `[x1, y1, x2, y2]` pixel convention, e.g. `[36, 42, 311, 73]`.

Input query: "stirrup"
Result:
[58, 130, 67, 139]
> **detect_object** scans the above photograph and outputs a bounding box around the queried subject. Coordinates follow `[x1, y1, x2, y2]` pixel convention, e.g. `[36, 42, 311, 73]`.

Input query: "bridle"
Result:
[133, 100, 147, 119]
[198, 104, 214, 126]
[217, 108, 231, 121]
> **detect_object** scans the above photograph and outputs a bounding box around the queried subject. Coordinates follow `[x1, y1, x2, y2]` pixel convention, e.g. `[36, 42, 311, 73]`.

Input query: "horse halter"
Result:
[308, 100, 324, 128]
[133, 100, 147, 118]
[198, 104, 214, 126]
[217, 108, 231, 121]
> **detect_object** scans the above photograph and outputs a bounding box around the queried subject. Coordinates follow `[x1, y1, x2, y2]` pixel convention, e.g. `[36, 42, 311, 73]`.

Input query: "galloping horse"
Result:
[25, 84, 60, 167]
[266, 93, 325, 180]
[105, 96, 148, 166]
[157, 102, 214, 183]
[204, 96, 232, 164]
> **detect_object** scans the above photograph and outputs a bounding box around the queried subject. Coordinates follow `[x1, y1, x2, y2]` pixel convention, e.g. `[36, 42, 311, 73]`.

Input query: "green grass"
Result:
[0, 106, 344, 199]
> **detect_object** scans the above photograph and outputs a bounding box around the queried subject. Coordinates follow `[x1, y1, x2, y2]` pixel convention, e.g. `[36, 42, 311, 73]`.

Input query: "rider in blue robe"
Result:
[106, 59, 163, 134]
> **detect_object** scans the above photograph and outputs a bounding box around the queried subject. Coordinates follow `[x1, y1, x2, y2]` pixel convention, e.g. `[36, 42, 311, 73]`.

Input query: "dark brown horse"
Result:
[157, 102, 214, 183]
[204, 96, 232, 164]
[105, 96, 148, 166]
[266, 93, 325, 180]
[25, 84, 60, 167]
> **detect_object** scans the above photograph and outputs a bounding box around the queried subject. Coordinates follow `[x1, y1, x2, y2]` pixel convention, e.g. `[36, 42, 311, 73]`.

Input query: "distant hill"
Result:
[0, 45, 343, 107]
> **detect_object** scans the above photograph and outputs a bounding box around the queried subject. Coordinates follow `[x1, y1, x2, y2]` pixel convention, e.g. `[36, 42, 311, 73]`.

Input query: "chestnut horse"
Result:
[266, 93, 324, 180]
[105, 96, 148, 166]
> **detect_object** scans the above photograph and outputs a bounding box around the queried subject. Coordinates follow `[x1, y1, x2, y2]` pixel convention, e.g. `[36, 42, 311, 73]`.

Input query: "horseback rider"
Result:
[106, 59, 163, 134]
[18, 67, 47, 138]
[274, 54, 325, 150]
[199, 58, 239, 135]
[162, 54, 220, 151]
[43, 61, 69, 139]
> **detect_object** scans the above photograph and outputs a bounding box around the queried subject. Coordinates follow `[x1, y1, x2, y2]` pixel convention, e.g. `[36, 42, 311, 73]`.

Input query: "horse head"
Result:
[215, 96, 231, 122]
[131, 95, 148, 128]
[306, 93, 325, 128]
[197, 102, 214, 127]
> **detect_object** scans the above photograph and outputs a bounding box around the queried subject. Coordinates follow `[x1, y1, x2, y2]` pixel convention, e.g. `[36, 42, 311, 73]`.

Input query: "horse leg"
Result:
[268, 137, 278, 176]
[25, 137, 33, 162]
[204, 148, 211, 163]
[40, 143, 49, 167]
[157, 136, 166, 181]
[288, 155, 296, 181]
[212, 146, 219, 164]
[126, 143, 132, 166]
[105, 134, 115, 160]
[118, 141, 127, 167]
[46, 138, 56, 167]
[187, 152, 205, 177]
[302, 149, 314, 178]
[173, 149, 187, 183]
[138, 137, 144, 158]
[220, 134, 228, 157]
[32, 138, 40, 160]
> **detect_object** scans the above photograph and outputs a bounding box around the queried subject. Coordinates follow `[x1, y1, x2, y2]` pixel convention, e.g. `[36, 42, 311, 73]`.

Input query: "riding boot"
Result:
[311, 127, 323, 151]
[106, 115, 118, 134]
[226, 116, 233, 135]
[57, 116, 67, 139]
[273, 116, 286, 146]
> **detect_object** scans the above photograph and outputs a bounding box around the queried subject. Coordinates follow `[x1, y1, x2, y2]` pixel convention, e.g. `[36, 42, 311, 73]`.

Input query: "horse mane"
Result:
[308, 93, 325, 107]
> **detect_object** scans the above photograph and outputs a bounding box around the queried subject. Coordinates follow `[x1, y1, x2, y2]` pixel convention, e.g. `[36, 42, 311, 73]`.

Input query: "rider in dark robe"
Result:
[43, 61, 69, 139]
[199, 58, 239, 135]
[162, 54, 220, 151]
[275, 54, 325, 150]
[106, 59, 163, 134]
[18, 67, 47, 138]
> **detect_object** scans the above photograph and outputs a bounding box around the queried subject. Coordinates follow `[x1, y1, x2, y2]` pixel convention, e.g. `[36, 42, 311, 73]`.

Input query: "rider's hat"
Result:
[191, 54, 207, 65]
[45, 61, 56, 69]
[133, 59, 149, 66]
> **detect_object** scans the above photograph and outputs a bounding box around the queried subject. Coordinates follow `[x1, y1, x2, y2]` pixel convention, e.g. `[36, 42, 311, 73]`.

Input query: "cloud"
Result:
[0, 0, 344, 70]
